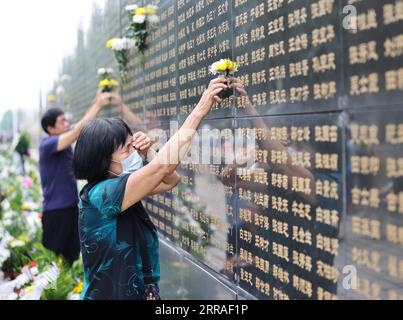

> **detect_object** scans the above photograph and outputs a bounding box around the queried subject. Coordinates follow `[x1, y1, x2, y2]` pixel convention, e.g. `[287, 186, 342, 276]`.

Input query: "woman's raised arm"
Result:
[120, 78, 227, 212]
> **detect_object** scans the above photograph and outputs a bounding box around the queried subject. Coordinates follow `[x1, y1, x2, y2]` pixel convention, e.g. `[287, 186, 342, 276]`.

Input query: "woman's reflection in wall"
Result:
[217, 78, 342, 299]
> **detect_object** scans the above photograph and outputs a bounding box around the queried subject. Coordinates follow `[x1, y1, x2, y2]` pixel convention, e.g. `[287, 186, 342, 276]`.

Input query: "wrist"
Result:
[192, 105, 207, 120]
[92, 102, 103, 110]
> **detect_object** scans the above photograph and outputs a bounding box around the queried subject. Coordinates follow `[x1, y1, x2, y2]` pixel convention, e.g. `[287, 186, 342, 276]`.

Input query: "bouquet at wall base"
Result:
[1, 238, 33, 280]
[106, 38, 136, 84]
[97, 68, 119, 93]
[19, 263, 60, 300]
[209, 59, 239, 100]
[0, 151, 84, 300]
[0, 261, 42, 300]
[125, 4, 159, 67]
[0, 243, 84, 300]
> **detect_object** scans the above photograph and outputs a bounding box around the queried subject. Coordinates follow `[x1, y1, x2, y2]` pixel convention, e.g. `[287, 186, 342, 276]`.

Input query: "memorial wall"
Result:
[58, 0, 403, 299]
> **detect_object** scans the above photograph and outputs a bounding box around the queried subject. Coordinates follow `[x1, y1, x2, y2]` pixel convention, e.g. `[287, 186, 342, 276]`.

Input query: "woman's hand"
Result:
[93, 89, 123, 109]
[111, 91, 123, 106]
[133, 131, 151, 156]
[195, 77, 228, 117]
[93, 91, 111, 109]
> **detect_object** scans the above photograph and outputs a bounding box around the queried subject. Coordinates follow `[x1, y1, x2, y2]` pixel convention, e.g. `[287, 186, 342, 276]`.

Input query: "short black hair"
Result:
[73, 118, 133, 182]
[41, 108, 65, 134]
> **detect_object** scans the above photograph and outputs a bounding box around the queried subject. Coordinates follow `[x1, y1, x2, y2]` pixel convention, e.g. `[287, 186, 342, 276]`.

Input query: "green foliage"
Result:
[1, 242, 33, 275]
[0, 151, 83, 300]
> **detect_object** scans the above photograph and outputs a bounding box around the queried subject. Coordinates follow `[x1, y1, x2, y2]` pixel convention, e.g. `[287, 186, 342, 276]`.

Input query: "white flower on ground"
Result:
[0, 247, 11, 264]
[30, 266, 39, 276]
[106, 68, 114, 74]
[133, 14, 146, 24]
[8, 239, 25, 248]
[0, 168, 7, 179]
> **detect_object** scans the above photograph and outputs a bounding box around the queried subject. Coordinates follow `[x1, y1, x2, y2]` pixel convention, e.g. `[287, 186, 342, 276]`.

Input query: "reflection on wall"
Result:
[59, 0, 403, 299]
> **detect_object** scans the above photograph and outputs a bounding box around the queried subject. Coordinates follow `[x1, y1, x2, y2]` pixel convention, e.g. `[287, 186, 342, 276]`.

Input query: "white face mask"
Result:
[109, 150, 143, 177]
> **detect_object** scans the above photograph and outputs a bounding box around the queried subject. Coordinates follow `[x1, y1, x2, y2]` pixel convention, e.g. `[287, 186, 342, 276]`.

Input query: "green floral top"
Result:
[78, 174, 160, 300]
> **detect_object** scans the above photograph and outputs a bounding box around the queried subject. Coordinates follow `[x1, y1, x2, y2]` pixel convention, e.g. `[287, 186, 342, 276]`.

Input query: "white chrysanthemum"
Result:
[125, 4, 138, 11]
[56, 85, 65, 95]
[60, 74, 71, 82]
[209, 64, 218, 75]
[111, 39, 122, 50]
[107, 68, 114, 74]
[123, 38, 136, 50]
[133, 14, 146, 24]
[97, 68, 106, 75]
[148, 15, 159, 23]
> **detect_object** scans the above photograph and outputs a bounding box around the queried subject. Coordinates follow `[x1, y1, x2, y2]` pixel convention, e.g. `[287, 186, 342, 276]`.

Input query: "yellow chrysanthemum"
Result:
[146, 8, 157, 14]
[72, 281, 83, 294]
[110, 79, 119, 87]
[99, 79, 111, 87]
[136, 7, 157, 15]
[135, 8, 147, 15]
[210, 59, 238, 74]
[226, 60, 238, 71]
[215, 59, 228, 71]
[47, 95, 56, 103]
[106, 39, 115, 49]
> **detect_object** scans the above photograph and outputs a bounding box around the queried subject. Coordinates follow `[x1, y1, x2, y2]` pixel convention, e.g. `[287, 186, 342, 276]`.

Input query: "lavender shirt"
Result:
[39, 135, 78, 212]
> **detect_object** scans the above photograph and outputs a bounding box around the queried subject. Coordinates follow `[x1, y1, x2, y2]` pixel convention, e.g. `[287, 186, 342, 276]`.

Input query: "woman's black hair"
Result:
[73, 118, 132, 182]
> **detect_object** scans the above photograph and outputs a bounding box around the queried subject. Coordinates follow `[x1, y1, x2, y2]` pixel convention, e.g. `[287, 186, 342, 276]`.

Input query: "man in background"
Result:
[39, 91, 115, 265]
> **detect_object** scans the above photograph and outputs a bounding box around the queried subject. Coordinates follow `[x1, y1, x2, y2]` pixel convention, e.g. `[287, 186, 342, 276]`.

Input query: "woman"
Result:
[73, 78, 227, 300]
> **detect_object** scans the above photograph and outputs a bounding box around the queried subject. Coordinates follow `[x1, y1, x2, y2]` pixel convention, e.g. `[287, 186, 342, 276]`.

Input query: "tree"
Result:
[1, 110, 13, 133]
